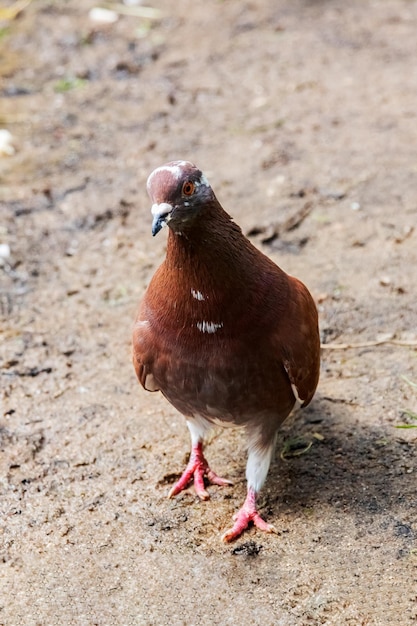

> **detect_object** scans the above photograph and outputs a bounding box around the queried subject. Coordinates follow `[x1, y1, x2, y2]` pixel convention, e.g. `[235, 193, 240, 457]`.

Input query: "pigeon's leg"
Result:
[222, 433, 277, 542]
[168, 418, 232, 501]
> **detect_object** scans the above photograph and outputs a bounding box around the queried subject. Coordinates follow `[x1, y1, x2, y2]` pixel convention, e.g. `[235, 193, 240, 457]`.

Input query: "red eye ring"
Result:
[182, 181, 195, 196]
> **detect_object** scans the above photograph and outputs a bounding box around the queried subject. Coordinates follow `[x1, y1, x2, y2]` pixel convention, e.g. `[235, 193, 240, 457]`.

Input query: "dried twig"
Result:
[321, 339, 417, 350]
[0, 0, 32, 21]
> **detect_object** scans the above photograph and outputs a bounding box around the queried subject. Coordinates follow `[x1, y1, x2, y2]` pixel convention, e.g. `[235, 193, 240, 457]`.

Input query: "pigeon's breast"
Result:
[148, 322, 295, 427]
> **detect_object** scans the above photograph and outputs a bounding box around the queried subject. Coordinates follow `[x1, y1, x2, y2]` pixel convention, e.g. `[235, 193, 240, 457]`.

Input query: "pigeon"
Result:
[133, 160, 320, 541]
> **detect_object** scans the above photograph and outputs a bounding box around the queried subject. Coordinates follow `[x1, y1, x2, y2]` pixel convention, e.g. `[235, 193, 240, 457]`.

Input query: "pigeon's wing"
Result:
[280, 277, 320, 407]
[132, 317, 160, 392]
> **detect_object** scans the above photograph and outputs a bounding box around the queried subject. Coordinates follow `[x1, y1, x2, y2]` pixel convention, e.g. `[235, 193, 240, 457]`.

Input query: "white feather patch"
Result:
[186, 415, 213, 445]
[290, 383, 304, 409]
[246, 430, 277, 492]
[144, 373, 159, 392]
[147, 164, 182, 189]
[196, 321, 223, 334]
[199, 173, 210, 187]
[191, 289, 205, 301]
[283, 362, 304, 408]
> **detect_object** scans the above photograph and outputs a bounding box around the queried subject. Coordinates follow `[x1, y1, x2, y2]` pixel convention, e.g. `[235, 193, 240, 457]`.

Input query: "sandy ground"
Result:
[1, 1, 417, 624]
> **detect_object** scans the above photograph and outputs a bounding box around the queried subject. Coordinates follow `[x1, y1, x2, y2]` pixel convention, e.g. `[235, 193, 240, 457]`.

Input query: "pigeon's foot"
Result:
[168, 442, 232, 500]
[222, 487, 277, 542]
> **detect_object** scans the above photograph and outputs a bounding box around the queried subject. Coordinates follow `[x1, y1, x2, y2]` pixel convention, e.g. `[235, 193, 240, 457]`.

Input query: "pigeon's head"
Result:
[147, 161, 215, 236]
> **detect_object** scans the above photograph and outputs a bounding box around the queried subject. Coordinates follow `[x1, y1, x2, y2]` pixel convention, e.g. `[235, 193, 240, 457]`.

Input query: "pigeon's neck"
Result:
[165, 204, 252, 280]
[161, 202, 289, 323]
[149, 203, 289, 334]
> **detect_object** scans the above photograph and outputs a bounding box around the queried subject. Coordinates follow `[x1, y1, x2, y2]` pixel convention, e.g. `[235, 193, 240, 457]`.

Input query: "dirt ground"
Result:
[1, 0, 417, 624]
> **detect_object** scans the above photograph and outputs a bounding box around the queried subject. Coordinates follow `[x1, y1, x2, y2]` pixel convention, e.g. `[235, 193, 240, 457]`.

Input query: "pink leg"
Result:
[222, 487, 277, 542]
[168, 442, 232, 500]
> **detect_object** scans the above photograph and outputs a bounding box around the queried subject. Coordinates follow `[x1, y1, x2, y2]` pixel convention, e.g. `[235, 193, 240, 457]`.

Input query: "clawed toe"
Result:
[222, 511, 276, 542]
[222, 488, 276, 542]
[168, 442, 232, 500]
[206, 469, 233, 488]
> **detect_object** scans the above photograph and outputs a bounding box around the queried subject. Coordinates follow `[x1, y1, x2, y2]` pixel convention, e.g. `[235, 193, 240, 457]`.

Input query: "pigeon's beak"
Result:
[151, 202, 173, 236]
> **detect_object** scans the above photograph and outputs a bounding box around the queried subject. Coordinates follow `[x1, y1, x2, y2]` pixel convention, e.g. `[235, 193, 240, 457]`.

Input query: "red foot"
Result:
[168, 442, 232, 500]
[222, 488, 277, 542]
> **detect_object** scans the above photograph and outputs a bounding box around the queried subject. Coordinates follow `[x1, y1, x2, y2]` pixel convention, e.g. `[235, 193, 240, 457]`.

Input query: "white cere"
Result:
[151, 202, 172, 217]
[196, 321, 223, 334]
[191, 288, 205, 301]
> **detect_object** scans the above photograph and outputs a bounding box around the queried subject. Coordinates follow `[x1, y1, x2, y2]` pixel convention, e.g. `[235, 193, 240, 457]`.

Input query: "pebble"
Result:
[379, 276, 391, 287]
[0, 243, 10, 257]
[0, 129, 15, 156]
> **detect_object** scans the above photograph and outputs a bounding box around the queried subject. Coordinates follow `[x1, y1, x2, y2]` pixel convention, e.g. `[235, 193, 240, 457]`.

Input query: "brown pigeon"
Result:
[133, 160, 320, 541]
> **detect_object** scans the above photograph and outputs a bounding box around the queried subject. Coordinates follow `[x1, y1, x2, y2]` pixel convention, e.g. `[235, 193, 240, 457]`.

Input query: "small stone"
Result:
[379, 276, 391, 287]
[0, 243, 11, 259]
[0, 130, 15, 156]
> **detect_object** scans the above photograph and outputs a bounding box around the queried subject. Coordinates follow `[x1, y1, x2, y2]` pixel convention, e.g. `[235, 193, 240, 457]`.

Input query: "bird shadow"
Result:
[263, 394, 417, 525]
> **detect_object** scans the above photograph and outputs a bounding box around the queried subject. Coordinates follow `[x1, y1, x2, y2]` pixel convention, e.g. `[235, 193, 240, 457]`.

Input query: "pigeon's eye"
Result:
[182, 181, 195, 196]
